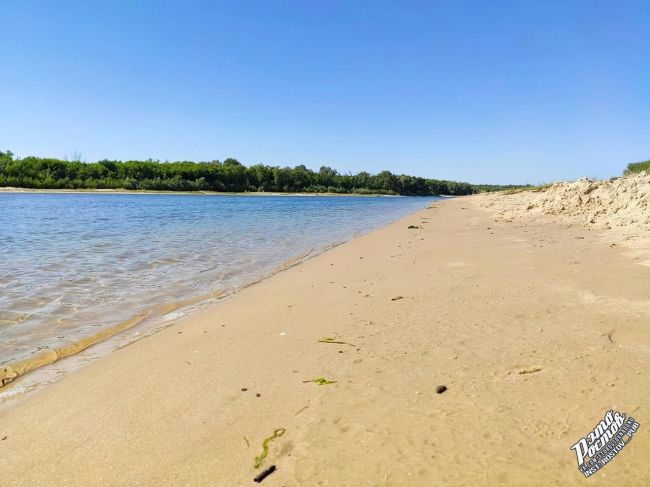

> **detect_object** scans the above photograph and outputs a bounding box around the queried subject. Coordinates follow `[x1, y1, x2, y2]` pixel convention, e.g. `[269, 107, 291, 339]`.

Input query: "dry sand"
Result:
[0, 184, 649, 486]
[474, 172, 650, 267]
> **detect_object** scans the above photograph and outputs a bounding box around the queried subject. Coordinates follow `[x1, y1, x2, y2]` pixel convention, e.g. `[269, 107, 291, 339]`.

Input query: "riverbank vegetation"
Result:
[0, 151, 521, 196]
[625, 159, 650, 174]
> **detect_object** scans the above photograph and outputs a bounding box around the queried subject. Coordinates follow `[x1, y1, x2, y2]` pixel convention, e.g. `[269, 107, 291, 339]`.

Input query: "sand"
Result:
[474, 172, 650, 267]
[0, 189, 648, 486]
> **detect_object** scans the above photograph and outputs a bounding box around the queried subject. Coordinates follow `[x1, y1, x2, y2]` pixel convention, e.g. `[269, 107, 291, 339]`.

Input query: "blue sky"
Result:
[2, 1, 649, 184]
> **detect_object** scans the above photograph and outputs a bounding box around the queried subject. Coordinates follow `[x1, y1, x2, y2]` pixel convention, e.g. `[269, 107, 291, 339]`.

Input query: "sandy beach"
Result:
[1, 190, 648, 486]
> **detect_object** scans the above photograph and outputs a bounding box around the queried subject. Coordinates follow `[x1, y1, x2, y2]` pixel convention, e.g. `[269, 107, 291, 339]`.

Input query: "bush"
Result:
[625, 160, 650, 174]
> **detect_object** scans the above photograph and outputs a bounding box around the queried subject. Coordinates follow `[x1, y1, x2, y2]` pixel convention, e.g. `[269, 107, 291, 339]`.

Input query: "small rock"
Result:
[436, 385, 448, 394]
[241, 388, 248, 392]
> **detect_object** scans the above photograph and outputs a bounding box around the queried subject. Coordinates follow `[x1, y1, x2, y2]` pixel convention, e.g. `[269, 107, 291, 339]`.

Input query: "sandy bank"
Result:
[475, 172, 649, 231]
[474, 172, 650, 267]
[0, 196, 648, 486]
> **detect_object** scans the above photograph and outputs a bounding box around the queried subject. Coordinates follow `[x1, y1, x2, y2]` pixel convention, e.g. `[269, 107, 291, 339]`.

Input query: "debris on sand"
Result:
[294, 404, 310, 416]
[254, 428, 286, 468]
[254, 465, 277, 483]
[303, 376, 337, 385]
[517, 367, 542, 375]
[318, 334, 355, 347]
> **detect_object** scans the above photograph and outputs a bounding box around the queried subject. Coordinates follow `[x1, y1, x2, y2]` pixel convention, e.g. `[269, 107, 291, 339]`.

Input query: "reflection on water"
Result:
[0, 193, 436, 371]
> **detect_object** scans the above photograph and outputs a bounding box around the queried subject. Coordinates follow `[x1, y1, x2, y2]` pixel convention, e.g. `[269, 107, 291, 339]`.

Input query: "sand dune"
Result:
[476, 172, 649, 230]
[475, 172, 650, 267]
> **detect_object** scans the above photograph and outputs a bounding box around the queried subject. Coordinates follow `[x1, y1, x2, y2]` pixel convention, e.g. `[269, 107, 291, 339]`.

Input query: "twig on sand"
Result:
[294, 404, 310, 416]
[517, 367, 542, 375]
[254, 465, 277, 483]
[318, 333, 355, 347]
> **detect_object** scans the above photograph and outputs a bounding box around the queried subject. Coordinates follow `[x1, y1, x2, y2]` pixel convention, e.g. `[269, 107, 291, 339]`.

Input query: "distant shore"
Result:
[0, 186, 404, 197]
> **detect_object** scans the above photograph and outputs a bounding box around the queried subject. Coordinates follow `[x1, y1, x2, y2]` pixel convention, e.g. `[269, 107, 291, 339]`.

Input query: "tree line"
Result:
[0, 151, 518, 196]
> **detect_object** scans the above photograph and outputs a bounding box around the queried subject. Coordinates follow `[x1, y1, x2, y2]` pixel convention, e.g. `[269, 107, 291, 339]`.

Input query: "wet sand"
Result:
[0, 196, 648, 486]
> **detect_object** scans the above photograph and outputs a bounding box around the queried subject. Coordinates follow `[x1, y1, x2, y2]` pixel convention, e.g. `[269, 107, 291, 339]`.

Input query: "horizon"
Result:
[2, 1, 649, 185]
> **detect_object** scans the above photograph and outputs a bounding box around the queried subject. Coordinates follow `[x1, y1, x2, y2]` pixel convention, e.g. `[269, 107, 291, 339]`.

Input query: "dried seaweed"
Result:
[303, 376, 337, 385]
[318, 333, 355, 347]
[254, 428, 286, 469]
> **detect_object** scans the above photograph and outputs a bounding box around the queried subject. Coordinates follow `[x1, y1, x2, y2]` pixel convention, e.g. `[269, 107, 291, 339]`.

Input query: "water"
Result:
[0, 192, 437, 378]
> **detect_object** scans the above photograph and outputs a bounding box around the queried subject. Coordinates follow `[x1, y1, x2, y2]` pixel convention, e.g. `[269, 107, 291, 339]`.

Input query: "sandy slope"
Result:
[478, 172, 649, 231]
[0, 196, 648, 486]
[474, 172, 650, 268]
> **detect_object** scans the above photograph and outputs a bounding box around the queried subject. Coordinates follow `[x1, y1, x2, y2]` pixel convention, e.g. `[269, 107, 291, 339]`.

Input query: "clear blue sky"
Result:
[2, 1, 649, 184]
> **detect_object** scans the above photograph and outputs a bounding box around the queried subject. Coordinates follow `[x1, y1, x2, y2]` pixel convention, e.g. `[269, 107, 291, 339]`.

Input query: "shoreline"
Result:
[0, 204, 435, 405]
[0, 186, 407, 197]
[0, 195, 647, 485]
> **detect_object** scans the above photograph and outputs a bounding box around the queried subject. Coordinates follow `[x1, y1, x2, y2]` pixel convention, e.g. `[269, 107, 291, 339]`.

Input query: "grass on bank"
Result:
[625, 159, 650, 175]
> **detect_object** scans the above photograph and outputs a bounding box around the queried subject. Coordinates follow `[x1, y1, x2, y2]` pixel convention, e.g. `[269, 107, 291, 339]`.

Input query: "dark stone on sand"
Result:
[436, 385, 447, 394]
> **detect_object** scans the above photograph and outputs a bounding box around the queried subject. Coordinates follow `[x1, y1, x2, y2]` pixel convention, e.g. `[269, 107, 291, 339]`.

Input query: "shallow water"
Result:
[0, 193, 437, 373]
